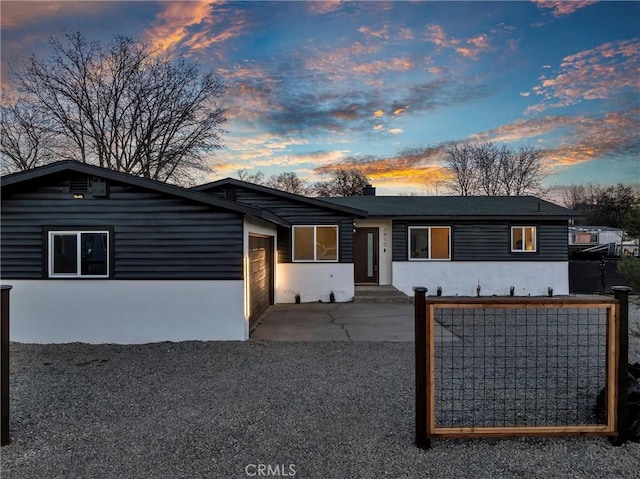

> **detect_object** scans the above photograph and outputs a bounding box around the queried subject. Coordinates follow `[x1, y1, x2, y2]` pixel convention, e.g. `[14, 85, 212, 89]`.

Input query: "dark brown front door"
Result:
[248, 235, 273, 331]
[354, 228, 379, 284]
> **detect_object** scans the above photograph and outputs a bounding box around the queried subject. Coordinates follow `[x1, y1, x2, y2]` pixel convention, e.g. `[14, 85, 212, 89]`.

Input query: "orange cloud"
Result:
[425, 24, 456, 48]
[313, 146, 451, 190]
[183, 17, 246, 51]
[358, 24, 390, 40]
[471, 109, 639, 173]
[353, 57, 414, 75]
[399, 28, 414, 41]
[544, 108, 639, 169]
[304, 42, 381, 80]
[144, 0, 244, 55]
[531, 0, 598, 17]
[307, 1, 345, 14]
[144, 1, 214, 53]
[425, 24, 490, 60]
[373, 110, 384, 117]
[455, 34, 490, 59]
[528, 39, 639, 114]
[471, 115, 578, 143]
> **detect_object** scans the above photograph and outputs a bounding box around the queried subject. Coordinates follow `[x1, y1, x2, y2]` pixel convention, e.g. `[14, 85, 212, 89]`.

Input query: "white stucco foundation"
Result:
[276, 263, 354, 303]
[6, 280, 246, 344]
[392, 261, 569, 297]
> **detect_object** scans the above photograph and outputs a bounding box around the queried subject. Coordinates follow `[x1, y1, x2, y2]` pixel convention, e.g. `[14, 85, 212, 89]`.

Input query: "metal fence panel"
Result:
[414, 294, 625, 447]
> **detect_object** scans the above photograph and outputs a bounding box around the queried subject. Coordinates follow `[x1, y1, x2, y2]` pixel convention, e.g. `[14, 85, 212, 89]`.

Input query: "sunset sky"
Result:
[1, 1, 638, 196]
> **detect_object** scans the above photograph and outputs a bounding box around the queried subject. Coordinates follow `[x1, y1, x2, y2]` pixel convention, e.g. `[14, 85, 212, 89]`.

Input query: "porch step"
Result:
[353, 285, 411, 303]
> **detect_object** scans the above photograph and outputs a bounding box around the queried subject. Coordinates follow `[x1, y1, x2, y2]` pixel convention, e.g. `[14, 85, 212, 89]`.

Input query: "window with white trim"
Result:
[293, 225, 338, 262]
[511, 226, 537, 253]
[408, 226, 451, 260]
[48, 231, 109, 277]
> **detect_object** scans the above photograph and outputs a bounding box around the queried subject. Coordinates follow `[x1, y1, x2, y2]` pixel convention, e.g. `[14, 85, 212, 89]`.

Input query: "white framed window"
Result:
[293, 225, 338, 262]
[48, 230, 110, 277]
[511, 226, 537, 253]
[408, 226, 451, 261]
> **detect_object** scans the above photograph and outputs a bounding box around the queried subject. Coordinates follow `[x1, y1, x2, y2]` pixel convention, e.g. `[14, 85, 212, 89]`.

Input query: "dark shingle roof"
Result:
[1, 161, 290, 227]
[193, 177, 368, 217]
[321, 195, 579, 219]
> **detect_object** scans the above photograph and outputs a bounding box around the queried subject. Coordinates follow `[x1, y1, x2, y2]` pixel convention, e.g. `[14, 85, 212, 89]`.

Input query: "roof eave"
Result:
[0, 161, 271, 219]
[365, 214, 578, 221]
[193, 178, 368, 218]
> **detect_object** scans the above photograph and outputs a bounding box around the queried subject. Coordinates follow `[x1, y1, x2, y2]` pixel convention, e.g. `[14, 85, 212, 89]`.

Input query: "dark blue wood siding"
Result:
[392, 220, 568, 261]
[202, 186, 355, 263]
[1, 174, 244, 279]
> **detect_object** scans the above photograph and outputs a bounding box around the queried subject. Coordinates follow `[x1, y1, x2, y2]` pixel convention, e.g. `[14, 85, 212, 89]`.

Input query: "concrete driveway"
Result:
[251, 302, 457, 342]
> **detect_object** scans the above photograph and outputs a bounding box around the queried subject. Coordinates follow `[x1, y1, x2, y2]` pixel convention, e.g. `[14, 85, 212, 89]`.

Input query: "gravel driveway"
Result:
[2, 305, 640, 479]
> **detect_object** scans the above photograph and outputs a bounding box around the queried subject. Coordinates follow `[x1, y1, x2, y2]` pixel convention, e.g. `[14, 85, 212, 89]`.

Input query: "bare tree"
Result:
[10, 31, 226, 184]
[443, 141, 547, 196]
[473, 142, 505, 196]
[312, 168, 371, 197]
[442, 142, 479, 195]
[501, 144, 547, 196]
[236, 168, 265, 185]
[0, 99, 58, 173]
[265, 172, 309, 195]
[561, 183, 603, 210]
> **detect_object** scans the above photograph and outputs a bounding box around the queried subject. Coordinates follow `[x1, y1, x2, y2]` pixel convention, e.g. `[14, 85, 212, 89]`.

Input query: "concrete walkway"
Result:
[251, 302, 457, 342]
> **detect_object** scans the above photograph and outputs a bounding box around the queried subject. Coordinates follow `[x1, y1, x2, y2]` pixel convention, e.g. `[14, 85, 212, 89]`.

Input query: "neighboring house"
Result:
[324, 189, 579, 297]
[0, 161, 288, 343]
[568, 226, 638, 256]
[1, 162, 579, 344]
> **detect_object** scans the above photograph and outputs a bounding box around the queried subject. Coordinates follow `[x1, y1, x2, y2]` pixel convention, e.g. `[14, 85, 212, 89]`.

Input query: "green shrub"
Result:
[618, 255, 640, 293]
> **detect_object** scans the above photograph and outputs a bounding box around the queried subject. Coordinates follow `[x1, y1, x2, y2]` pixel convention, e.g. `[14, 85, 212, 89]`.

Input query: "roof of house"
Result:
[1, 161, 289, 227]
[322, 195, 579, 219]
[193, 177, 368, 218]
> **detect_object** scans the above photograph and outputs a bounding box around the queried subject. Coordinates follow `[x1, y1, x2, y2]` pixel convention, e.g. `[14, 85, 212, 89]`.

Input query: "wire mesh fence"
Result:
[414, 292, 630, 447]
[434, 306, 608, 429]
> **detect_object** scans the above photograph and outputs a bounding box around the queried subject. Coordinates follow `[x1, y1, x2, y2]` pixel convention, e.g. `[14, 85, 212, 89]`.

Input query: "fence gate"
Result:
[414, 288, 631, 448]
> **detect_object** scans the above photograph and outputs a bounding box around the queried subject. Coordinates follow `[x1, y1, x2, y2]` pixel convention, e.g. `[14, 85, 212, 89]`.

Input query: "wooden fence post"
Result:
[1, 285, 13, 447]
[414, 286, 430, 449]
[610, 285, 631, 446]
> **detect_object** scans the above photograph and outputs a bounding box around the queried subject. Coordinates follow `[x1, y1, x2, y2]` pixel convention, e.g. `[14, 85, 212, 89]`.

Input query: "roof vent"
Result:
[69, 175, 89, 193]
[362, 184, 376, 196]
[68, 175, 108, 197]
[225, 185, 237, 201]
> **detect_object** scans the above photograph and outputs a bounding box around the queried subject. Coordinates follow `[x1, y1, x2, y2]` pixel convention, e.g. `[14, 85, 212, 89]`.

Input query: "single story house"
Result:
[1, 162, 579, 344]
[323, 189, 580, 297]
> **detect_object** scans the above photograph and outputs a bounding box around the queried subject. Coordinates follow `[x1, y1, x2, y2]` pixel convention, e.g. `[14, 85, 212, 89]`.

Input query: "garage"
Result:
[248, 235, 274, 330]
